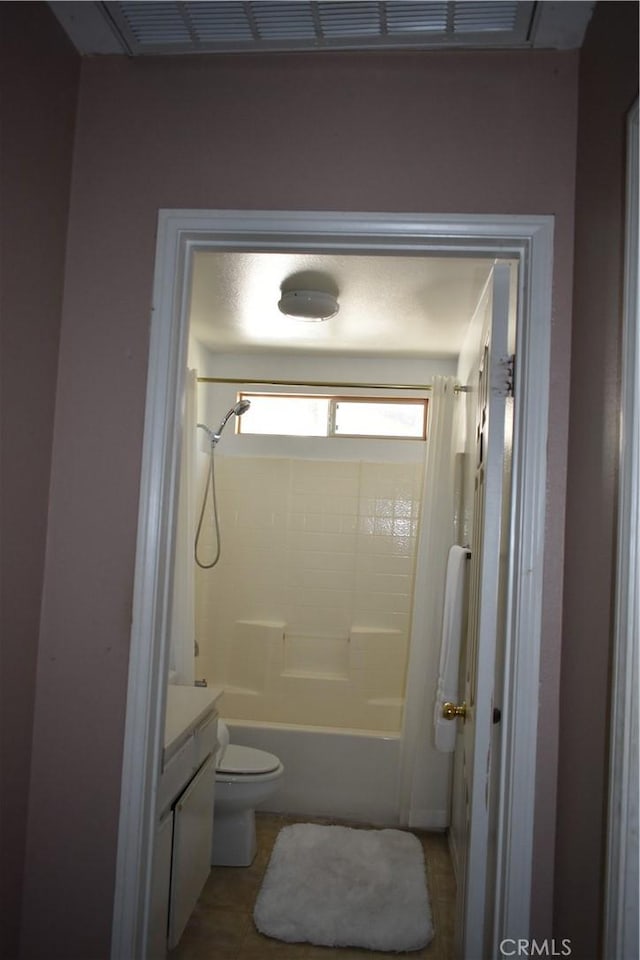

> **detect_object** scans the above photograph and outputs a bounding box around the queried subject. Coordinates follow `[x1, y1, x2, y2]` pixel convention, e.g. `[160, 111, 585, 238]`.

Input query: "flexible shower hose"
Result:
[194, 441, 221, 569]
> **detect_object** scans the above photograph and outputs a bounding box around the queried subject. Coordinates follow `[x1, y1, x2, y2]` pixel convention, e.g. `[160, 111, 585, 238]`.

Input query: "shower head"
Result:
[216, 399, 251, 436]
[197, 399, 251, 447]
[233, 399, 251, 417]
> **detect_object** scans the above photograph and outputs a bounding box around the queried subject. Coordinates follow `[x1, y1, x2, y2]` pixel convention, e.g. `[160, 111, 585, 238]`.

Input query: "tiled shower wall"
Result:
[195, 456, 424, 731]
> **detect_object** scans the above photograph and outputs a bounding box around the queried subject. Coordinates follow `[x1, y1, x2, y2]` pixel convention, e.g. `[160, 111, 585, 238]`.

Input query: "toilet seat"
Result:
[216, 744, 281, 777]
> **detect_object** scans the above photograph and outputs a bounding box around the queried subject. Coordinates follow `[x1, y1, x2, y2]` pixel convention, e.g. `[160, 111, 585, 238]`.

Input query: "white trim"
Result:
[110, 223, 192, 960]
[604, 100, 640, 960]
[111, 210, 554, 959]
[491, 219, 554, 950]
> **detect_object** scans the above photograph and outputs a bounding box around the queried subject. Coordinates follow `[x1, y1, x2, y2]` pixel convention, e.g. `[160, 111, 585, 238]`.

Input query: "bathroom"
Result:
[167, 246, 501, 832]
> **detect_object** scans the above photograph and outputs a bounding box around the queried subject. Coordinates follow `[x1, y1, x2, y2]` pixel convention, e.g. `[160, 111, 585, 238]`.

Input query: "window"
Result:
[237, 393, 428, 440]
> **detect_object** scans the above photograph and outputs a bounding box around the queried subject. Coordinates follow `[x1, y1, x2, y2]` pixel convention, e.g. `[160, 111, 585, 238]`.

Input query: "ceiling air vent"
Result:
[251, 2, 317, 40]
[186, 3, 255, 43]
[118, 1, 192, 45]
[386, 3, 449, 36]
[454, 2, 521, 34]
[102, 0, 537, 55]
[317, 2, 381, 39]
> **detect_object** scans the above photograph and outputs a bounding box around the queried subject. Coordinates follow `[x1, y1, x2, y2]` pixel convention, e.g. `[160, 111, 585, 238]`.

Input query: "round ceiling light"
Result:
[278, 289, 339, 322]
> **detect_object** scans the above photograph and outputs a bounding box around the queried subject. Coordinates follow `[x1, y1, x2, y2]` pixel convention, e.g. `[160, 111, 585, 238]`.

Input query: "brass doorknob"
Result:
[442, 701, 468, 721]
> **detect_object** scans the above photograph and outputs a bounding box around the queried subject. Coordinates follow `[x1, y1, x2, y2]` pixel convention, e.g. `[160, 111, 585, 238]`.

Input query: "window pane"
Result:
[334, 400, 425, 438]
[238, 395, 329, 436]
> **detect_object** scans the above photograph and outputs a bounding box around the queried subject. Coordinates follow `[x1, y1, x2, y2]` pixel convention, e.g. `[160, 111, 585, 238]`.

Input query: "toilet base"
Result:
[211, 808, 257, 867]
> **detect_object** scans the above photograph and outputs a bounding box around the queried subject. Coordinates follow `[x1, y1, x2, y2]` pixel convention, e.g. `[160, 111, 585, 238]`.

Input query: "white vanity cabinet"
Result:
[148, 685, 222, 959]
[169, 753, 215, 947]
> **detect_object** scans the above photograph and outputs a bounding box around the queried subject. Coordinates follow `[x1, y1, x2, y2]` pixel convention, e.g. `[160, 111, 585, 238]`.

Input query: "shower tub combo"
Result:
[193, 452, 431, 826]
[215, 619, 407, 825]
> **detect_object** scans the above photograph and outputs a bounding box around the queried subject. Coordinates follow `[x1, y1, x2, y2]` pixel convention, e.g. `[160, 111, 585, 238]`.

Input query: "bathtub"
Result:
[226, 719, 402, 826]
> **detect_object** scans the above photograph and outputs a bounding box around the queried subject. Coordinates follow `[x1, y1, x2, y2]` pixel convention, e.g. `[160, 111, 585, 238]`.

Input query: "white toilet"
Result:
[212, 720, 284, 867]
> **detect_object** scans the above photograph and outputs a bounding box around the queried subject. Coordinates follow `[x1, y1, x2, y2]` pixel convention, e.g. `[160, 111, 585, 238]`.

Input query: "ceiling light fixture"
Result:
[278, 289, 339, 322]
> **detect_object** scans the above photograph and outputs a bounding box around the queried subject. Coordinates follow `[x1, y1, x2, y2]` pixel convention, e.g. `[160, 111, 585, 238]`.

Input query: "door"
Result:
[168, 755, 216, 949]
[449, 262, 512, 959]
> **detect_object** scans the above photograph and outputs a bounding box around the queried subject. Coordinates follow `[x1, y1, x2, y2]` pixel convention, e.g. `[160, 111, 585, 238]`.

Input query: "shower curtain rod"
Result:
[197, 376, 469, 393]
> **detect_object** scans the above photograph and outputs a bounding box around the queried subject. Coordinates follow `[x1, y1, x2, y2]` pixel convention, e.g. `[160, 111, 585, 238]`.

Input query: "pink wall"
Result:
[556, 3, 639, 956]
[0, 6, 78, 959]
[20, 39, 579, 958]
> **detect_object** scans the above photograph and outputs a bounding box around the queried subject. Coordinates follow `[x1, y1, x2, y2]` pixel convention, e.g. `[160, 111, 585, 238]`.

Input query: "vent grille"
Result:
[454, 2, 519, 33]
[104, 1, 535, 55]
[187, 3, 254, 42]
[386, 3, 449, 35]
[119, 2, 191, 44]
[318, 2, 381, 38]
[252, 3, 317, 39]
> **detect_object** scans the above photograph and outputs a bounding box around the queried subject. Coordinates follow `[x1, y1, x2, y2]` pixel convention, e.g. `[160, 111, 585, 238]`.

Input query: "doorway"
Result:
[187, 247, 496, 831]
[111, 210, 553, 960]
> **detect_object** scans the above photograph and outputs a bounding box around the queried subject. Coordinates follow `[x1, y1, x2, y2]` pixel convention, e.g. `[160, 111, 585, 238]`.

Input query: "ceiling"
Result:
[189, 251, 495, 358]
[47, 3, 590, 359]
[49, 1, 595, 56]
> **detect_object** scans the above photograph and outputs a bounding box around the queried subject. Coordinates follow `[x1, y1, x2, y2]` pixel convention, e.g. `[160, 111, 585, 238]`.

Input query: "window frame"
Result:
[236, 391, 429, 441]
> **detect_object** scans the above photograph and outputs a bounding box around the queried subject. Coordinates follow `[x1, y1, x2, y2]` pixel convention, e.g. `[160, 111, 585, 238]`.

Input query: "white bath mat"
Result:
[253, 823, 434, 952]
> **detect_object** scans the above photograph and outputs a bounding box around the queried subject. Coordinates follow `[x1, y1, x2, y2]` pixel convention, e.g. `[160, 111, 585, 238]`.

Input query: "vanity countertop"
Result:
[164, 684, 223, 762]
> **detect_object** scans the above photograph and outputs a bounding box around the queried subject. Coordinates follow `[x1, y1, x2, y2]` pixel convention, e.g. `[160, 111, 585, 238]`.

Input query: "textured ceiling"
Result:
[189, 250, 495, 358]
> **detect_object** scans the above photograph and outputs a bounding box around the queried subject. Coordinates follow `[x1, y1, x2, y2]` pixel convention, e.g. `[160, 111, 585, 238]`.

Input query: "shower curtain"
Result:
[399, 376, 461, 825]
[169, 368, 197, 685]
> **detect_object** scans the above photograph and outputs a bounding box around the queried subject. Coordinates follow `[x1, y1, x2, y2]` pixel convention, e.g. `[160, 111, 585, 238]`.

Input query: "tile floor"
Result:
[169, 813, 456, 960]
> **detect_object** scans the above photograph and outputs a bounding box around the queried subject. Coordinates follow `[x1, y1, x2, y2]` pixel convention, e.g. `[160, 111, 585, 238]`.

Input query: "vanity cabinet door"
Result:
[168, 755, 215, 949]
[148, 810, 173, 959]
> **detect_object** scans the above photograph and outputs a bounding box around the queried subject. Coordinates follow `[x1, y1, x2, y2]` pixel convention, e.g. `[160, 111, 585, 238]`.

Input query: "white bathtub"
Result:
[226, 719, 402, 826]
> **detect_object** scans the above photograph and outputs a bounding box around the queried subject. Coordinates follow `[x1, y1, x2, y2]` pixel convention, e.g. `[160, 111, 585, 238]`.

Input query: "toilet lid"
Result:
[217, 744, 281, 775]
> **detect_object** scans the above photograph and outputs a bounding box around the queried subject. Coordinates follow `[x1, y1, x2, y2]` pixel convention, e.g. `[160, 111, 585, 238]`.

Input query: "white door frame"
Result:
[603, 100, 639, 960]
[110, 210, 554, 960]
